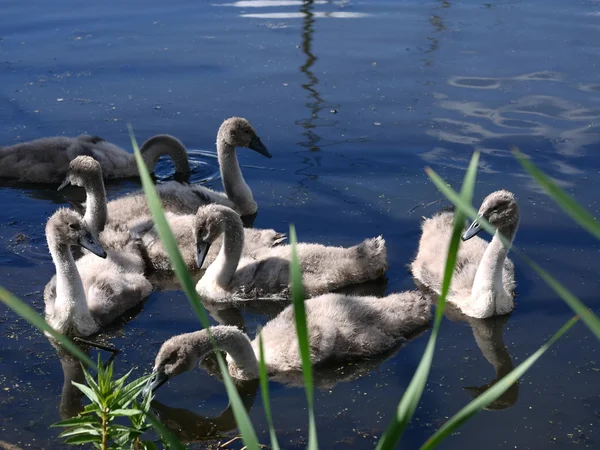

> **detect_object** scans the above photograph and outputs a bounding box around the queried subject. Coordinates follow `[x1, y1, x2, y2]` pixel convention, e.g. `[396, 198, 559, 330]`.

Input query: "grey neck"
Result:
[188, 326, 259, 379]
[208, 213, 244, 288]
[471, 222, 518, 312]
[47, 237, 87, 334]
[82, 175, 107, 235]
[141, 135, 190, 175]
[217, 139, 256, 216]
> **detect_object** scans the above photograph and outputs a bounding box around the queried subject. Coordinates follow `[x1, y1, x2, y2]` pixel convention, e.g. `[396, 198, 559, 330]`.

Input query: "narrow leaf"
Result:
[289, 225, 318, 450]
[51, 416, 98, 428]
[107, 409, 143, 417]
[258, 330, 281, 450]
[0, 286, 94, 369]
[377, 152, 480, 450]
[72, 381, 100, 405]
[147, 412, 187, 450]
[64, 433, 102, 444]
[82, 364, 101, 397]
[421, 316, 579, 449]
[58, 427, 101, 438]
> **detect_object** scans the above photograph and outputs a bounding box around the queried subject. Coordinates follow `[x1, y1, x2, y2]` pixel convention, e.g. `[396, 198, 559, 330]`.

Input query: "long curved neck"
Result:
[83, 175, 107, 235]
[187, 327, 259, 379]
[217, 139, 256, 216]
[47, 238, 88, 335]
[141, 135, 190, 175]
[471, 225, 516, 314]
[205, 217, 244, 289]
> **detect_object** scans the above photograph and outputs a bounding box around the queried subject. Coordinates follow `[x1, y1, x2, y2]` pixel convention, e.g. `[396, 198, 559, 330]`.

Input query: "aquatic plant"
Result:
[51, 356, 155, 450]
[0, 130, 597, 449]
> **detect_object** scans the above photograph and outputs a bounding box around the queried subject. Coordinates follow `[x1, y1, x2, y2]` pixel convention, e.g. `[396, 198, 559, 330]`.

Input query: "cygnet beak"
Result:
[248, 135, 272, 158]
[142, 370, 169, 396]
[196, 241, 211, 269]
[462, 217, 483, 241]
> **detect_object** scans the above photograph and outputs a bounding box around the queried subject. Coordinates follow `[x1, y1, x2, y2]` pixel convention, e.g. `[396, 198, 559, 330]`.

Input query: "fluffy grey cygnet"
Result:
[145, 291, 431, 392]
[193, 204, 388, 302]
[411, 190, 519, 319]
[0, 134, 190, 183]
[44, 208, 152, 337]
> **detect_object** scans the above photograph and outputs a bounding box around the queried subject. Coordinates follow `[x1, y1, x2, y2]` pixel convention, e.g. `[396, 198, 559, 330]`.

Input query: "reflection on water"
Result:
[424, 69, 600, 194]
[151, 379, 260, 444]
[296, 0, 324, 154]
[240, 12, 370, 19]
[451, 312, 518, 411]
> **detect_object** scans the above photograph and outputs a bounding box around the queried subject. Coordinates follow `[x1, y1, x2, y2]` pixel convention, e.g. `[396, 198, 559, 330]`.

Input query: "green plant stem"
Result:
[101, 407, 108, 450]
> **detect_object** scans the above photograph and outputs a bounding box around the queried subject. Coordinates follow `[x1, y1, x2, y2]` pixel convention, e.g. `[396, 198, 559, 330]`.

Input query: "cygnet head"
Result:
[217, 117, 272, 158]
[57, 156, 102, 191]
[46, 208, 107, 258]
[463, 190, 519, 241]
[193, 204, 242, 268]
[145, 333, 201, 394]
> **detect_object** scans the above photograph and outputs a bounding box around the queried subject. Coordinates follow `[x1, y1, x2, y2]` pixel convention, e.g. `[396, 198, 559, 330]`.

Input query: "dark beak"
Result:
[79, 233, 107, 258]
[57, 177, 71, 191]
[142, 371, 169, 396]
[196, 241, 211, 269]
[248, 135, 272, 158]
[462, 217, 483, 241]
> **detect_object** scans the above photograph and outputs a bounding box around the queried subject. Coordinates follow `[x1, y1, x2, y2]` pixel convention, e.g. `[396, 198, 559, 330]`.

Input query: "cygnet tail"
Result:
[388, 290, 432, 336]
[352, 235, 388, 283]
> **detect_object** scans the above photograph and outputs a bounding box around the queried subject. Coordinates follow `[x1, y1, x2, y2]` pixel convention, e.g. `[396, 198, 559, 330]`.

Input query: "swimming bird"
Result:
[104, 117, 271, 231]
[44, 208, 152, 337]
[0, 134, 190, 183]
[411, 190, 519, 319]
[193, 204, 387, 302]
[145, 291, 431, 391]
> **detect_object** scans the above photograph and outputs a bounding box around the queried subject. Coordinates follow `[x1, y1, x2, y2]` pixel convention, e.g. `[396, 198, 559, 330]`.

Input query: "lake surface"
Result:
[1, 0, 599, 448]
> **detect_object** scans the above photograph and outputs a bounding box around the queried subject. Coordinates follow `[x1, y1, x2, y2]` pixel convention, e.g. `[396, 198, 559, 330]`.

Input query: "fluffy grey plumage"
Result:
[411, 190, 519, 318]
[130, 211, 286, 272]
[44, 208, 152, 337]
[151, 291, 431, 383]
[0, 134, 190, 183]
[194, 204, 388, 302]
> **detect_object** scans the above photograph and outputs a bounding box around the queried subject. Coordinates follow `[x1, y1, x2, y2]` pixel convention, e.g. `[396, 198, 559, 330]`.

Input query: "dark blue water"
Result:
[1, 0, 599, 448]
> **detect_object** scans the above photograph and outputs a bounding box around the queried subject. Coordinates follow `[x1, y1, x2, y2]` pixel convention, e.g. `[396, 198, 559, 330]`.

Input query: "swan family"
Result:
[2, 116, 520, 396]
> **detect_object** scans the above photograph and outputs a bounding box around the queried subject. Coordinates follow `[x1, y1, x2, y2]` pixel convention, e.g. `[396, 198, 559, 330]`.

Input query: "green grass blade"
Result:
[147, 412, 187, 450]
[520, 255, 600, 340]
[0, 286, 94, 369]
[129, 125, 260, 450]
[289, 225, 318, 450]
[421, 316, 579, 450]
[426, 166, 600, 341]
[258, 330, 281, 450]
[513, 148, 600, 240]
[376, 152, 480, 450]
